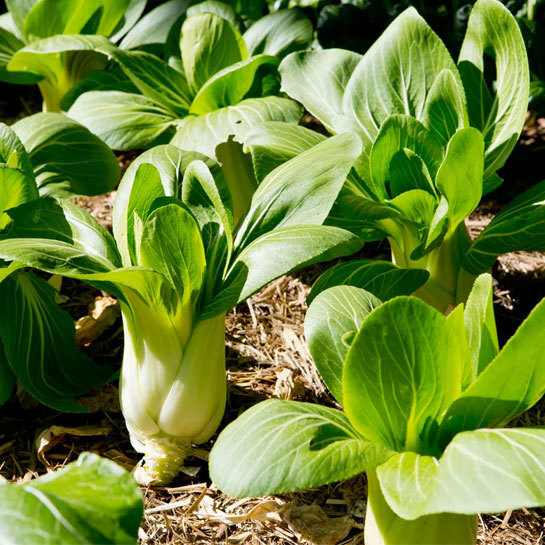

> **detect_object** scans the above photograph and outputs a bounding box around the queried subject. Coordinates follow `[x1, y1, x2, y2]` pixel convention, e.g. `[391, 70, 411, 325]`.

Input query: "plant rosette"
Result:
[0, 134, 363, 485]
[210, 274, 545, 545]
[243, 0, 545, 313]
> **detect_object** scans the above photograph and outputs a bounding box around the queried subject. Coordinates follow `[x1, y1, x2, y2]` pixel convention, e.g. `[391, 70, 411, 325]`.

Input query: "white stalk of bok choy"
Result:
[0, 134, 363, 485]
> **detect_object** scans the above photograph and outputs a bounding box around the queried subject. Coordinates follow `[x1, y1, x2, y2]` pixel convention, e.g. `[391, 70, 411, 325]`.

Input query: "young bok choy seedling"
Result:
[66, 3, 311, 155]
[0, 134, 362, 485]
[0, 113, 119, 410]
[244, 0, 545, 312]
[210, 274, 545, 545]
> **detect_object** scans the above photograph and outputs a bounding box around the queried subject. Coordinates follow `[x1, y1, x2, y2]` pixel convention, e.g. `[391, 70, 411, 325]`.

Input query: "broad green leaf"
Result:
[458, 0, 529, 181]
[210, 399, 390, 497]
[279, 48, 362, 134]
[180, 12, 246, 95]
[423, 69, 468, 146]
[202, 225, 362, 317]
[370, 115, 443, 200]
[12, 112, 120, 197]
[68, 91, 178, 151]
[109, 0, 147, 43]
[308, 260, 429, 304]
[235, 133, 361, 248]
[0, 340, 15, 406]
[2, 198, 121, 271]
[388, 149, 435, 200]
[0, 26, 41, 85]
[305, 286, 381, 403]
[186, 1, 239, 29]
[440, 297, 545, 439]
[463, 273, 498, 378]
[108, 48, 191, 115]
[119, 0, 189, 51]
[343, 8, 460, 179]
[140, 203, 206, 305]
[190, 54, 279, 114]
[462, 179, 545, 275]
[245, 122, 326, 182]
[378, 428, 545, 518]
[171, 96, 302, 159]
[0, 166, 37, 229]
[0, 452, 142, 544]
[344, 297, 464, 454]
[0, 272, 112, 412]
[5, 0, 40, 35]
[435, 128, 483, 231]
[113, 145, 206, 265]
[243, 9, 312, 58]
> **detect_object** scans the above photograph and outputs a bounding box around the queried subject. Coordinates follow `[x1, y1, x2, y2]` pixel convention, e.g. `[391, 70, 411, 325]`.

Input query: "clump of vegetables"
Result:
[66, 2, 312, 155]
[0, 134, 362, 484]
[210, 274, 545, 544]
[246, 0, 545, 313]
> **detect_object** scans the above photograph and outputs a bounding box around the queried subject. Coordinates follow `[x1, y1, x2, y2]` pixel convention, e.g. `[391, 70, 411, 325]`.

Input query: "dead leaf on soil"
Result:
[36, 424, 113, 466]
[280, 503, 354, 545]
[75, 295, 120, 346]
[196, 498, 283, 524]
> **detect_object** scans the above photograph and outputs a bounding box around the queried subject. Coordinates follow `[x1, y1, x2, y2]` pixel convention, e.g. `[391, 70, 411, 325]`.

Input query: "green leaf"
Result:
[387, 149, 435, 200]
[440, 297, 545, 439]
[377, 428, 545, 518]
[305, 286, 381, 403]
[0, 452, 142, 544]
[463, 273, 498, 378]
[236, 133, 362, 248]
[344, 297, 464, 454]
[0, 25, 41, 85]
[140, 203, 206, 305]
[12, 112, 120, 197]
[68, 91, 178, 151]
[370, 115, 443, 200]
[0, 122, 35, 182]
[243, 9, 312, 59]
[202, 225, 362, 317]
[308, 260, 429, 304]
[186, 1, 239, 29]
[190, 54, 279, 114]
[171, 96, 302, 159]
[423, 69, 468, 146]
[0, 166, 37, 229]
[109, 0, 147, 43]
[435, 128, 483, 231]
[1, 198, 121, 271]
[0, 340, 15, 406]
[0, 272, 112, 411]
[343, 8, 460, 179]
[180, 11, 246, 95]
[245, 121, 326, 182]
[210, 398, 390, 497]
[458, 0, 529, 181]
[119, 0, 190, 51]
[463, 179, 545, 275]
[5, 0, 40, 36]
[279, 48, 362, 134]
[108, 48, 192, 115]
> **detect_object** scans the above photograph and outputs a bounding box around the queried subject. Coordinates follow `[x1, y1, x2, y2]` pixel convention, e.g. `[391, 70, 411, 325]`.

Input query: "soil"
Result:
[1, 107, 545, 544]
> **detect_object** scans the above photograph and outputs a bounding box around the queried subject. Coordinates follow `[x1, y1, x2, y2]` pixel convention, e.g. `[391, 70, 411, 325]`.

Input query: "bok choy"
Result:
[247, 0, 545, 312]
[0, 134, 362, 484]
[210, 274, 545, 545]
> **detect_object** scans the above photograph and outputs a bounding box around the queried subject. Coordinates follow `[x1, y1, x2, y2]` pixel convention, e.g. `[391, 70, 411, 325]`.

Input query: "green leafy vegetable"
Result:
[0, 134, 362, 485]
[210, 275, 545, 544]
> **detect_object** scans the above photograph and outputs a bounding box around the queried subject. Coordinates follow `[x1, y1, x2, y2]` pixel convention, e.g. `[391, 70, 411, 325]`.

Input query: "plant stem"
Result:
[365, 470, 478, 545]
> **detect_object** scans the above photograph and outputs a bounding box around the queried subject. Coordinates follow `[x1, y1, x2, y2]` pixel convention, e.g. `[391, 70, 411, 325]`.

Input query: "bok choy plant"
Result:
[210, 274, 545, 545]
[66, 2, 311, 155]
[247, 0, 545, 312]
[0, 134, 362, 485]
[0, 113, 119, 410]
[0, 0, 154, 112]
